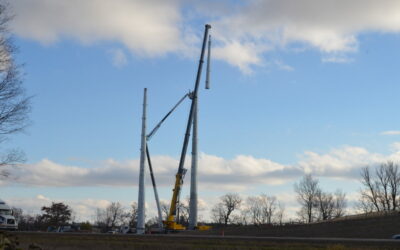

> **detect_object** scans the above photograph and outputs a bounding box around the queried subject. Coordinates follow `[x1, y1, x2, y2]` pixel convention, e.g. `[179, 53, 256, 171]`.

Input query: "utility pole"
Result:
[137, 88, 147, 234]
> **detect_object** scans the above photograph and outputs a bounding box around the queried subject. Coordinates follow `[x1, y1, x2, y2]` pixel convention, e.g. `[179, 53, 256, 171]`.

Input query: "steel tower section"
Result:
[137, 88, 147, 234]
[188, 96, 198, 230]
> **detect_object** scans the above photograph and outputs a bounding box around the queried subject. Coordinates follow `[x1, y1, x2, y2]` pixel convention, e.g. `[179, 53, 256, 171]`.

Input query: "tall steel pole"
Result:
[188, 96, 198, 229]
[189, 30, 211, 230]
[137, 88, 147, 234]
[168, 24, 211, 220]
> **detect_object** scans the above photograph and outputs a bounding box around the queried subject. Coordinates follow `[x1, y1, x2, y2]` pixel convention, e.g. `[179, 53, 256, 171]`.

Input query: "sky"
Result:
[2, 0, 400, 222]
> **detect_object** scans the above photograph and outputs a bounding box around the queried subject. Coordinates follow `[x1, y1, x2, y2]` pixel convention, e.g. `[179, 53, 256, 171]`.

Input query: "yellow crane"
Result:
[163, 24, 212, 232]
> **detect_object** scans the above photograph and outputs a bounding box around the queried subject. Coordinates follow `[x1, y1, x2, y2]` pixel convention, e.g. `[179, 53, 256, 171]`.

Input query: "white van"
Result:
[0, 200, 18, 230]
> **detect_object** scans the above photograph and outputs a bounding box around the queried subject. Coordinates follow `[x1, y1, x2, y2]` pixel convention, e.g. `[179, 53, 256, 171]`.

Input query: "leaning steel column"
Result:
[188, 95, 198, 230]
[137, 88, 147, 234]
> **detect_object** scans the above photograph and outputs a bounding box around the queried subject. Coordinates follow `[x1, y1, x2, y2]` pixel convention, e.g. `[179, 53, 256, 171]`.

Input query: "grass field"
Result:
[184, 212, 400, 239]
[4, 233, 400, 250]
[3, 213, 400, 249]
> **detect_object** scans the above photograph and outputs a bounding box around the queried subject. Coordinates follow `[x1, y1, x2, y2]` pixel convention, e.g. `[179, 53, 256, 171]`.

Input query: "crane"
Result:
[145, 92, 190, 230]
[164, 24, 211, 231]
[143, 24, 212, 232]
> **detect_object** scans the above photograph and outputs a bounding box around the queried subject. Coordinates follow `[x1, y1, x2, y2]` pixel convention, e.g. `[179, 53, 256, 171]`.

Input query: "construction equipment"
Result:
[145, 92, 190, 230]
[140, 24, 212, 233]
[164, 24, 212, 231]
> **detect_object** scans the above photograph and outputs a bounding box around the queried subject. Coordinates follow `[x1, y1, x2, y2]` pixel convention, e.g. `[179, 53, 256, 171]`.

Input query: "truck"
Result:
[0, 200, 18, 230]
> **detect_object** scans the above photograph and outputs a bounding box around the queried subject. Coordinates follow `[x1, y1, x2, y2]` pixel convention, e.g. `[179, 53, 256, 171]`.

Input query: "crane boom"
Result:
[147, 92, 189, 141]
[165, 24, 211, 231]
[145, 145, 163, 229]
[145, 92, 191, 230]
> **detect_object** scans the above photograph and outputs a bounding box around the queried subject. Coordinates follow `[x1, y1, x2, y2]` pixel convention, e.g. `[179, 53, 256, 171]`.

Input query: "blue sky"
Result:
[2, 0, 400, 221]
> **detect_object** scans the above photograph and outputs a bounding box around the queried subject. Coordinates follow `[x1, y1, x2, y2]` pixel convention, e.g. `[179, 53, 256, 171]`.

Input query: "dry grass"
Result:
[9, 233, 400, 250]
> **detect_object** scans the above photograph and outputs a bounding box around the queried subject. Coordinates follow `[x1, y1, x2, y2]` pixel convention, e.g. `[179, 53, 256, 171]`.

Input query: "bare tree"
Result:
[376, 164, 391, 210]
[315, 190, 334, 221]
[245, 196, 262, 225]
[158, 199, 188, 225]
[108, 202, 124, 228]
[245, 194, 277, 225]
[146, 216, 159, 227]
[314, 187, 347, 221]
[222, 206, 249, 226]
[96, 202, 125, 231]
[260, 194, 277, 224]
[160, 201, 169, 221]
[0, 3, 31, 176]
[229, 214, 244, 225]
[360, 166, 380, 212]
[357, 197, 375, 214]
[125, 202, 138, 228]
[359, 162, 400, 213]
[387, 162, 400, 210]
[11, 207, 22, 222]
[333, 189, 346, 218]
[15, 210, 44, 231]
[211, 203, 225, 225]
[294, 174, 319, 223]
[211, 193, 242, 226]
[177, 200, 189, 226]
[275, 202, 285, 225]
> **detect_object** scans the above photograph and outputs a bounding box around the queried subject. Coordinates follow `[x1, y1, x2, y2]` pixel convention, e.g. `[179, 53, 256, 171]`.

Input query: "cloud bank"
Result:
[3, 144, 400, 190]
[10, 0, 184, 56]
[9, 0, 400, 72]
[381, 130, 400, 135]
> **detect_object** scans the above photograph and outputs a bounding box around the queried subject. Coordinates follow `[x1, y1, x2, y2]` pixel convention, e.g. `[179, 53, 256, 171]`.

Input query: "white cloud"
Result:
[10, 0, 184, 56]
[322, 54, 354, 64]
[298, 146, 386, 178]
[5, 195, 51, 214]
[9, 0, 400, 72]
[4, 143, 400, 190]
[273, 60, 294, 71]
[208, 0, 400, 69]
[1, 153, 299, 189]
[381, 130, 400, 135]
[213, 41, 267, 74]
[391, 142, 400, 152]
[108, 48, 128, 67]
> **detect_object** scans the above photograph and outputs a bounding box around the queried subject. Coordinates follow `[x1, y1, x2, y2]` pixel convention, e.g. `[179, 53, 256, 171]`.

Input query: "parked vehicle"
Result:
[0, 200, 18, 230]
[107, 229, 119, 234]
[392, 234, 400, 239]
[47, 224, 80, 233]
[119, 225, 135, 234]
